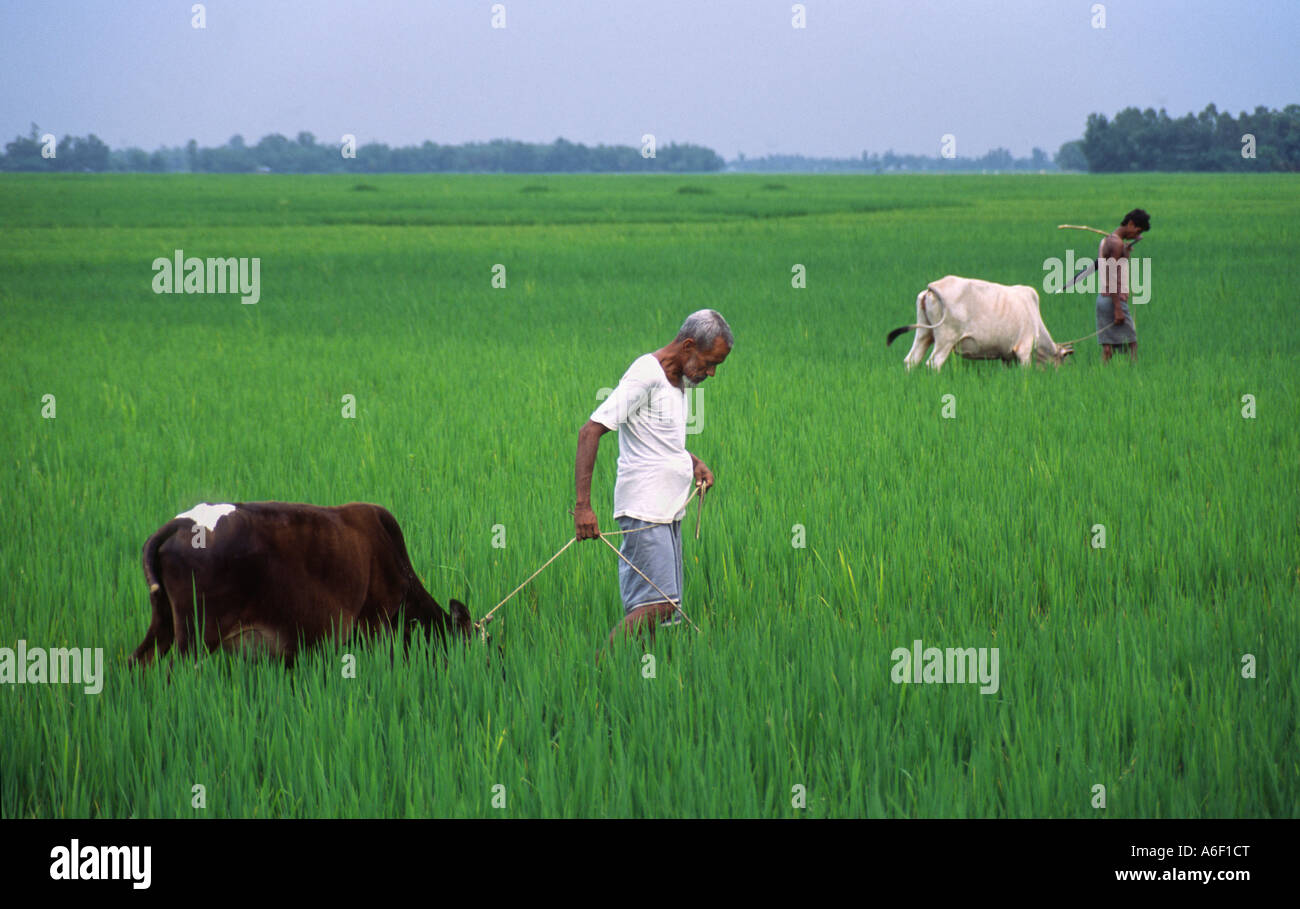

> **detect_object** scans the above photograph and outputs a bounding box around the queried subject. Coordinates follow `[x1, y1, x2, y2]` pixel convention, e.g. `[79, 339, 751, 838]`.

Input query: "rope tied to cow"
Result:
[1057, 326, 1106, 348]
[473, 483, 708, 639]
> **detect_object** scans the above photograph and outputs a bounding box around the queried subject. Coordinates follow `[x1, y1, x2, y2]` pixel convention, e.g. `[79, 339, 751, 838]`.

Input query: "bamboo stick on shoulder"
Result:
[1057, 223, 1110, 235]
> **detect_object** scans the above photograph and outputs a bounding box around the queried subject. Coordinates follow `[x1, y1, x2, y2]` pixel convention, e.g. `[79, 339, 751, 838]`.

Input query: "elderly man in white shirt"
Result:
[574, 309, 733, 643]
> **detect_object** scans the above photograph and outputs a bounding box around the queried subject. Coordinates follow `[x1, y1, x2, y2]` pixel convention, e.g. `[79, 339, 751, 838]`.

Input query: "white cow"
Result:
[887, 275, 1074, 372]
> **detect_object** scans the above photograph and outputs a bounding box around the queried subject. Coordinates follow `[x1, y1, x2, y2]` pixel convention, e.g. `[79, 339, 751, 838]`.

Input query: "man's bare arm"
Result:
[574, 420, 609, 540]
[688, 451, 715, 491]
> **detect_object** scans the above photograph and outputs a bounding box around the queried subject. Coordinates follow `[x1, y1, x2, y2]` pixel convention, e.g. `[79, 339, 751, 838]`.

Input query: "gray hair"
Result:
[675, 309, 734, 350]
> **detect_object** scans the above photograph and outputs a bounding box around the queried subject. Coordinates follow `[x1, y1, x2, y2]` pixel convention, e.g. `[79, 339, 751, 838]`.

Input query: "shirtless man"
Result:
[1097, 208, 1150, 363]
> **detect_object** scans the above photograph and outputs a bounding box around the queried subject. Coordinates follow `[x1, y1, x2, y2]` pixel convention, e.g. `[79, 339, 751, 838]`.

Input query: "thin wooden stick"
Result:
[1057, 223, 1110, 236]
[1059, 223, 1140, 249]
[693, 482, 706, 540]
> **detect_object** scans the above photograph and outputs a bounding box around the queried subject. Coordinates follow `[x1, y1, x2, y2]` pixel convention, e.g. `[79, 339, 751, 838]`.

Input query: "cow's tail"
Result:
[886, 310, 946, 345]
[132, 519, 183, 667]
[142, 520, 181, 594]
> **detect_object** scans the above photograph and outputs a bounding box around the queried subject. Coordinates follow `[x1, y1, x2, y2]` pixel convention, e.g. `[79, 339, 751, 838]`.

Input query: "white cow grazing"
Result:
[887, 275, 1074, 372]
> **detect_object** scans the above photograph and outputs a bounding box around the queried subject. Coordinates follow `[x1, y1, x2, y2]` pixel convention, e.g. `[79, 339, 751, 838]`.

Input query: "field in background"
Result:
[2, 173, 1296, 818]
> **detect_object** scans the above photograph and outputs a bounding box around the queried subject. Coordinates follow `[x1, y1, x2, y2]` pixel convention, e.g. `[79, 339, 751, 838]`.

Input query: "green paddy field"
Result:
[2, 172, 1296, 817]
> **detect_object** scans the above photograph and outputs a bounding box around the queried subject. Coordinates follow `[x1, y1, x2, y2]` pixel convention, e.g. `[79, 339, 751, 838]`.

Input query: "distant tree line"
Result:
[1072, 103, 1299, 172]
[1, 128, 114, 171]
[728, 147, 1054, 173]
[734, 103, 1297, 173]
[4, 103, 1294, 173]
[0, 126, 724, 173]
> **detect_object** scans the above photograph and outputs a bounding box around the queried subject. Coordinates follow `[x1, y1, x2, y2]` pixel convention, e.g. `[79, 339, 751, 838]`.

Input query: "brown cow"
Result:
[130, 501, 476, 667]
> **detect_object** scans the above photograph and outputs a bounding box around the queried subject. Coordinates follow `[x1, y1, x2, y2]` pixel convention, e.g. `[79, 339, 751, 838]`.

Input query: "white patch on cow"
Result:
[176, 503, 236, 532]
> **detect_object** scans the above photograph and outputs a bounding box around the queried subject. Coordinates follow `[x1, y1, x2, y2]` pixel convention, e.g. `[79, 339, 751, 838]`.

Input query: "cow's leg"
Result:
[903, 330, 932, 370]
[130, 628, 159, 668]
[171, 577, 241, 660]
[927, 337, 959, 372]
[169, 576, 206, 660]
[130, 584, 176, 667]
[220, 624, 290, 663]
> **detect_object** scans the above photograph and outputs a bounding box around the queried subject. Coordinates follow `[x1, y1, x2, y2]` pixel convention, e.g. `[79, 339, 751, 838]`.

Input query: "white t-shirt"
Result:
[590, 353, 694, 523]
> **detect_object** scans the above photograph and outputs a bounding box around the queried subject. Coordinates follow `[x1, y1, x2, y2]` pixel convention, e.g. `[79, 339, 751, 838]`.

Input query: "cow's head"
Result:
[448, 599, 477, 641]
[1054, 343, 1075, 365]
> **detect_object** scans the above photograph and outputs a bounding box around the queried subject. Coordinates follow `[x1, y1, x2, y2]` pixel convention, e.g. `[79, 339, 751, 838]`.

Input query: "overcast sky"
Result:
[2, 0, 1296, 159]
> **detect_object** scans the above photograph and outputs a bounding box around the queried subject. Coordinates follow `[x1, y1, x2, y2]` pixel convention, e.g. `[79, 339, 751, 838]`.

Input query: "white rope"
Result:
[477, 536, 576, 630]
[597, 532, 701, 633]
[1057, 326, 1105, 348]
[474, 491, 707, 635]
